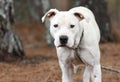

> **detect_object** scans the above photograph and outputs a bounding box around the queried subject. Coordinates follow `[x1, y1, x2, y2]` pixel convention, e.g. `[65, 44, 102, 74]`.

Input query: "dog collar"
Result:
[76, 29, 84, 49]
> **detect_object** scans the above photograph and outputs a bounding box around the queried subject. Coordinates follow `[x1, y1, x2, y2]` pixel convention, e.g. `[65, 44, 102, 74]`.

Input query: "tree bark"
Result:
[28, 0, 42, 22]
[0, 0, 25, 60]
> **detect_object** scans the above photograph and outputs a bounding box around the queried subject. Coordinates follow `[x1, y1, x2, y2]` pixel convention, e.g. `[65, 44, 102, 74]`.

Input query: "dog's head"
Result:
[42, 9, 84, 48]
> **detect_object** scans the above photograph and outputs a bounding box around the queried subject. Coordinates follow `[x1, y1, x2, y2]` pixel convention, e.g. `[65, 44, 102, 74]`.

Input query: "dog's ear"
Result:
[73, 12, 84, 20]
[42, 9, 59, 23]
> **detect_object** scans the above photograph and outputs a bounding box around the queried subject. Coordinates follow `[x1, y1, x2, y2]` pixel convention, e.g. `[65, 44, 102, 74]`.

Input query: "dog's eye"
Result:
[54, 24, 58, 28]
[70, 24, 75, 28]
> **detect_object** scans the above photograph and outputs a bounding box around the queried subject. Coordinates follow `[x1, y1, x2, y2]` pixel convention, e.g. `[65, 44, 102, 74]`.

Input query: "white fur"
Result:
[42, 6, 101, 82]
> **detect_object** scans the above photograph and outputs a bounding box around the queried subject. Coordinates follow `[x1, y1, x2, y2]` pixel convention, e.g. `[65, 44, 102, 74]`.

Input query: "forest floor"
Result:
[0, 23, 119, 82]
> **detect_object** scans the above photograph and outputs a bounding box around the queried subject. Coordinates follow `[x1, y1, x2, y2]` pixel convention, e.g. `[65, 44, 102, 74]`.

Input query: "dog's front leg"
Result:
[83, 65, 91, 82]
[59, 60, 73, 82]
[57, 48, 74, 82]
[91, 64, 102, 82]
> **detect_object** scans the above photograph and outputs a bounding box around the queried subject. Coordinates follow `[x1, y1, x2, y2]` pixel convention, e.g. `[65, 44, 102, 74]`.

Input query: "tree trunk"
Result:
[28, 0, 42, 22]
[0, 0, 25, 60]
[41, 0, 54, 47]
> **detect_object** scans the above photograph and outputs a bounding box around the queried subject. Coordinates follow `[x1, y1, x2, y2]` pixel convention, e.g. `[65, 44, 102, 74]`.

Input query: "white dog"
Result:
[42, 6, 101, 82]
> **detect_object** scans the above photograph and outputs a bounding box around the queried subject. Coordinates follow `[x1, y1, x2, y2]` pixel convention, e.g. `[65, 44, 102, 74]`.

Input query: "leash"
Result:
[66, 30, 84, 62]
[74, 30, 84, 62]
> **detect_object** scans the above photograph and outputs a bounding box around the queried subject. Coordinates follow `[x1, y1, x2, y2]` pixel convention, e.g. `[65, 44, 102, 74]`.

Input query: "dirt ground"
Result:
[0, 23, 119, 82]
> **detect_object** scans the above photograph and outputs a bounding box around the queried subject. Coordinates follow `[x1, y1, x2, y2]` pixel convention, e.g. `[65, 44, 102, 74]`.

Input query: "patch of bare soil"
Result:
[0, 23, 119, 82]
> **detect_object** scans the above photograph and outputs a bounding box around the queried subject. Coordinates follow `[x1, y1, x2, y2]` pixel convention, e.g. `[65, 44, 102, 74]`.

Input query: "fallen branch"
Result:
[25, 42, 41, 48]
[102, 66, 120, 73]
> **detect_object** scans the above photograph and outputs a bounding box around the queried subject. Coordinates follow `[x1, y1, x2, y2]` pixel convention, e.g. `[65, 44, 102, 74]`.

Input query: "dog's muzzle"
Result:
[59, 35, 68, 46]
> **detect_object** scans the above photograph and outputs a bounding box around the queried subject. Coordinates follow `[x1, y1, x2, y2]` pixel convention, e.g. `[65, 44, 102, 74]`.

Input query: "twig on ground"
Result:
[25, 42, 41, 48]
[102, 66, 120, 73]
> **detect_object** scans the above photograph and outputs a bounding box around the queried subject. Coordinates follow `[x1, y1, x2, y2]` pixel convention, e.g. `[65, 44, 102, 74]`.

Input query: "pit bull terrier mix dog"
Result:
[42, 6, 101, 82]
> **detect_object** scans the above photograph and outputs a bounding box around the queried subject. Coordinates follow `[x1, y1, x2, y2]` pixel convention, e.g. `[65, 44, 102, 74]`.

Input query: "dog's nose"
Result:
[60, 35, 68, 45]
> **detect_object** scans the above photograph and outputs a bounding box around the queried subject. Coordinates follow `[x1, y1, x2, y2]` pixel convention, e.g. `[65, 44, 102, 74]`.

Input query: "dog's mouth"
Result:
[57, 45, 67, 48]
[57, 45, 75, 50]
